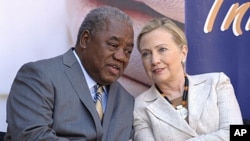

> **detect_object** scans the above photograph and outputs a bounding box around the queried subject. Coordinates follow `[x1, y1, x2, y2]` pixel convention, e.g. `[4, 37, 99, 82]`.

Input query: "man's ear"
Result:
[80, 30, 91, 48]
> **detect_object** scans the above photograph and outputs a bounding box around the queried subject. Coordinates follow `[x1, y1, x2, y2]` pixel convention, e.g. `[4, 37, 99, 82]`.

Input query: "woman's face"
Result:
[139, 28, 187, 84]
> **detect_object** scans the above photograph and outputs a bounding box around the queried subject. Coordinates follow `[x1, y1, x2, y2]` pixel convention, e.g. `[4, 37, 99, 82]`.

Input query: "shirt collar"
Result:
[73, 49, 96, 89]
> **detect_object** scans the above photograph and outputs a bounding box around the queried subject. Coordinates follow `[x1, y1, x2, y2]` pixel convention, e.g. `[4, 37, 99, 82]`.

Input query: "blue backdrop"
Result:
[185, 0, 250, 121]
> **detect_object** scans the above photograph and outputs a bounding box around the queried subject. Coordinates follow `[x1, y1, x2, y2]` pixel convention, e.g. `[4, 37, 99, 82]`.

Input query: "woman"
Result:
[133, 17, 243, 141]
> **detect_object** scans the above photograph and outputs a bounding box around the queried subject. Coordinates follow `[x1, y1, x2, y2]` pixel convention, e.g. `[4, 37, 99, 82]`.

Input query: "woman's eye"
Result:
[159, 47, 167, 52]
[141, 52, 150, 58]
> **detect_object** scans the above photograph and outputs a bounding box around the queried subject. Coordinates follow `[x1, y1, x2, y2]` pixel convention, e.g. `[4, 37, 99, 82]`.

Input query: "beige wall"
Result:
[0, 0, 70, 131]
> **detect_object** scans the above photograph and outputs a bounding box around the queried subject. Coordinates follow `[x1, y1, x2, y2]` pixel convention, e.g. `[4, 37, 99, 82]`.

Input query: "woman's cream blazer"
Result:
[133, 72, 243, 141]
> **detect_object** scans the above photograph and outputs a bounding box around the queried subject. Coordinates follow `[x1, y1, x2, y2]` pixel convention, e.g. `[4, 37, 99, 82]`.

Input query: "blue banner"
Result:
[185, 0, 250, 121]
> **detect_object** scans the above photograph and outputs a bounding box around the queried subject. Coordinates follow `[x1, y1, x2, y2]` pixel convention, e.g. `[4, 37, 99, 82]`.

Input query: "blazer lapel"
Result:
[187, 75, 211, 131]
[62, 49, 103, 133]
[145, 85, 197, 136]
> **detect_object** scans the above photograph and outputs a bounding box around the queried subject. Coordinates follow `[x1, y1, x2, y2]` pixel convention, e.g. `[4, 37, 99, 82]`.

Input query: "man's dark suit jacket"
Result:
[5, 48, 135, 141]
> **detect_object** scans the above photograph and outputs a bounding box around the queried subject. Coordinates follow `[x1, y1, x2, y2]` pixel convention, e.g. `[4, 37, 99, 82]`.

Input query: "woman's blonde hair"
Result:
[137, 17, 187, 51]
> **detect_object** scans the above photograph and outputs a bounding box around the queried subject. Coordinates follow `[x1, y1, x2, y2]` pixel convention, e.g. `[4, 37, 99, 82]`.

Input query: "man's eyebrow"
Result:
[108, 36, 134, 47]
[109, 36, 119, 41]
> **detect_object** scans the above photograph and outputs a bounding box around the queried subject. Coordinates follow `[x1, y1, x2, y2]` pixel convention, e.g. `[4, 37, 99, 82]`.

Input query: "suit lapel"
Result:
[101, 83, 118, 133]
[145, 85, 197, 136]
[62, 49, 103, 133]
[187, 75, 211, 131]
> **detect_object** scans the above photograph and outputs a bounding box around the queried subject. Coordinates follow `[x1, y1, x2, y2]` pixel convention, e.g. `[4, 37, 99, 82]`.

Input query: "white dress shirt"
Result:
[73, 50, 107, 112]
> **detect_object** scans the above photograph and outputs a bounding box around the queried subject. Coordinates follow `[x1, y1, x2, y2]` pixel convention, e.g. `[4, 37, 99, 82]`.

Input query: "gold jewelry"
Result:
[155, 74, 189, 119]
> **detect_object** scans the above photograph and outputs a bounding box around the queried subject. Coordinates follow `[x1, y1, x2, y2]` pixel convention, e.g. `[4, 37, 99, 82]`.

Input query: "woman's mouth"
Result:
[153, 68, 164, 73]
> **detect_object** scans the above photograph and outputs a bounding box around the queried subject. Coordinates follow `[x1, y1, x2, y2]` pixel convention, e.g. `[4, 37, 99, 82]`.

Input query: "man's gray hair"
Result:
[75, 6, 133, 46]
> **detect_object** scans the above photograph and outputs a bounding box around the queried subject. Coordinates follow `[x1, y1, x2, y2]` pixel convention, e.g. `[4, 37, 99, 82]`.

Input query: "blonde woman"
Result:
[133, 17, 243, 141]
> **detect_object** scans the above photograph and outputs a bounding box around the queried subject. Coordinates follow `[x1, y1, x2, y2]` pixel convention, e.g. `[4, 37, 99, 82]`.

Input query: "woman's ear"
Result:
[182, 45, 188, 62]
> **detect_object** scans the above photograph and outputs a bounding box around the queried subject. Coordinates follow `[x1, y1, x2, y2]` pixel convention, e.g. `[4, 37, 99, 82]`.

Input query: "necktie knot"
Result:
[96, 85, 103, 94]
[94, 85, 103, 100]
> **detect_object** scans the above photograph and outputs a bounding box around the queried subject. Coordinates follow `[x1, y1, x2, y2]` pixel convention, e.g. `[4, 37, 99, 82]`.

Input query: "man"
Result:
[5, 6, 134, 141]
[66, 0, 185, 97]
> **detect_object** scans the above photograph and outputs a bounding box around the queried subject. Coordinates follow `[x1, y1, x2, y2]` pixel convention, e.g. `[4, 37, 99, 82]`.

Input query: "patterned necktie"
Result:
[94, 85, 104, 120]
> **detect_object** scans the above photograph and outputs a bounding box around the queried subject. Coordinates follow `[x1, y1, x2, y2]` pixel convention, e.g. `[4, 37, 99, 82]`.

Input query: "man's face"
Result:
[81, 18, 134, 85]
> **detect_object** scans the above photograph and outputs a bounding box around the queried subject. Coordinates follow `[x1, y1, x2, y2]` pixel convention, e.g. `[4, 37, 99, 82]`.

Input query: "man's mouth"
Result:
[107, 64, 121, 75]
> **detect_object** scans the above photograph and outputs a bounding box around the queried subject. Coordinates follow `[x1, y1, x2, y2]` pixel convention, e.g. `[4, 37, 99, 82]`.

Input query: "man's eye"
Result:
[125, 47, 133, 54]
[125, 50, 132, 55]
[108, 43, 118, 48]
[112, 44, 118, 48]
